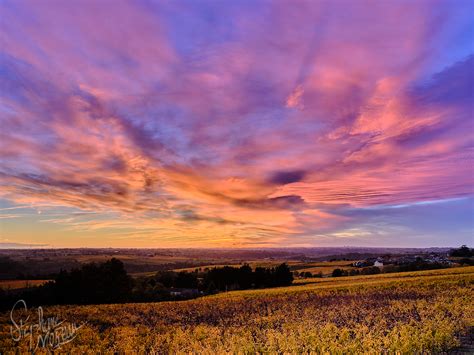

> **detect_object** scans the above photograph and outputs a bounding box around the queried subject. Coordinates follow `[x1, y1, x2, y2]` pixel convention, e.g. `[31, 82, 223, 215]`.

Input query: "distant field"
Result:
[0, 279, 50, 290]
[1, 266, 472, 353]
[292, 260, 356, 275]
[172, 259, 357, 276]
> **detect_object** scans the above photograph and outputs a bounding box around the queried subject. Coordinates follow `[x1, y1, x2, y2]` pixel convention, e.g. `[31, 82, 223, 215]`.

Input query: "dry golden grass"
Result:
[1, 267, 472, 354]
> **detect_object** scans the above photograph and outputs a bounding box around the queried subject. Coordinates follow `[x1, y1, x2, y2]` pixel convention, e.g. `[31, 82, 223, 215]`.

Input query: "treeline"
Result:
[331, 261, 451, 278]
[0, 259, 133, 308]
[294, 271, 323, 278]
[449, 245, 473, 257]
[203, 263, 293, 291]
[133, 263, 293, 301]
[332, 266, 381, 277]
[0, 259, 293, 309]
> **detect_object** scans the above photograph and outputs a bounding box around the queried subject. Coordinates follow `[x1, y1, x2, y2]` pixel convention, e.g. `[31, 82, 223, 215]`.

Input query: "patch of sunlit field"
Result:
[293, 264, 356, 276]
[1, 267, 472, 354]
[0, 280, 50, 290]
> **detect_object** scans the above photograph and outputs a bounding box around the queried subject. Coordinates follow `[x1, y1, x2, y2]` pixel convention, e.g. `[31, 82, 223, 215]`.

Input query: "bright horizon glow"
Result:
[0, 0, 473, 248]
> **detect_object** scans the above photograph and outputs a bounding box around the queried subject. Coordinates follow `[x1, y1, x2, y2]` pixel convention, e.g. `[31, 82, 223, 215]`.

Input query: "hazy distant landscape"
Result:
[0, 246, 455, 278]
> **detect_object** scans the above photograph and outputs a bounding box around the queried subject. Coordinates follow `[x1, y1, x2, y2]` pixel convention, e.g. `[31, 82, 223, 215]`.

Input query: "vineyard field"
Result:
[0, 266, 472, 353]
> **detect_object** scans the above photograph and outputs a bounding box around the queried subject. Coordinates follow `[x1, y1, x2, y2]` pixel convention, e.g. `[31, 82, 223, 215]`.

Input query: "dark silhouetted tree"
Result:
[274, 263, 293, 286]
[53, 258, 132, 304]
[450, 245, 473, 257]
[175, 271, 198, 288]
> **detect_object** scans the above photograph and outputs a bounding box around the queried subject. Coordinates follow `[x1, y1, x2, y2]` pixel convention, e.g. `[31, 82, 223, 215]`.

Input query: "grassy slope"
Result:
[1, 267, 473, 354]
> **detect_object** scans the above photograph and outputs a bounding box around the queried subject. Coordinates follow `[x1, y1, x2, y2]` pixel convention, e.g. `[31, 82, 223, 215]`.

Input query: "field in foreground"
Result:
[1, 267, 473, 354]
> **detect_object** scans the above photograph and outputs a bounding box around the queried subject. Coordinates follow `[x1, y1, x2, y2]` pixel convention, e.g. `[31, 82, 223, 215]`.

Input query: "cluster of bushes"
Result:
[383, 261, 450, 273]
[330, 261, 451, 278]
[203, 263, 293, 291]
[53, 258, 133, 304]
[457, 258, 474, 266]
[450, 245, 473, 257]
[0, 258, 133, 309]
[293, 271, 323, 278]
[332, 267, 381, 277]
[0, 259, 294, 309]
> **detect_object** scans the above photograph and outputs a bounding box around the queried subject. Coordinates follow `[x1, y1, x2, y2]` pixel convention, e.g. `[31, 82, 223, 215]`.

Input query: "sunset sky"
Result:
[0, 0, 473, 248]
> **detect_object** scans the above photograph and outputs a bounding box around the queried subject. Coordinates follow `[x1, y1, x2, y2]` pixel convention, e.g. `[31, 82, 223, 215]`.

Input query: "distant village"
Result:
[352, 252, 452, 268]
